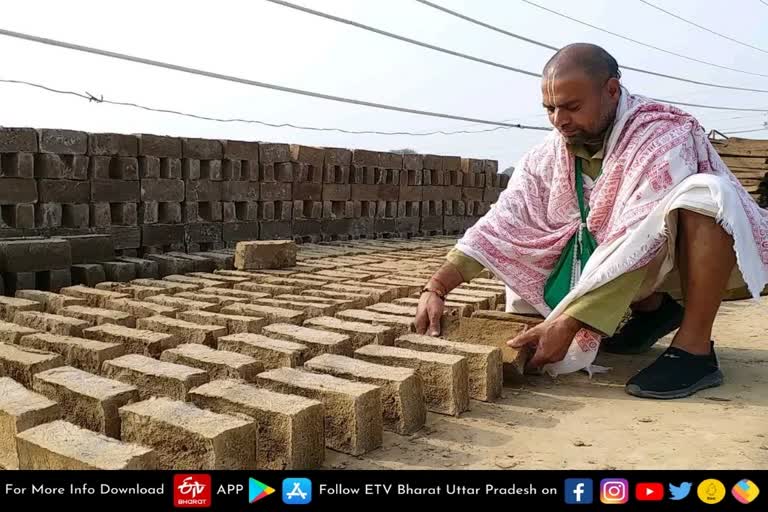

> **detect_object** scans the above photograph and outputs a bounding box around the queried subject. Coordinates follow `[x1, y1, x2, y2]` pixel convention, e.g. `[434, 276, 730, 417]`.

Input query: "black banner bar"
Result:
[0, 470, 763, 510]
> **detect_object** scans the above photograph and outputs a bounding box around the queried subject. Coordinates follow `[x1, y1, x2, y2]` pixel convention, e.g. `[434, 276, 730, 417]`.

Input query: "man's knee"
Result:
[677, 208, 733, 243]
[678, 208, 715, 226]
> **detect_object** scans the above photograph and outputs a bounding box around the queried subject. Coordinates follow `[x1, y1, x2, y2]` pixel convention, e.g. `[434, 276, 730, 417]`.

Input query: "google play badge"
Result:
[249, 478, 275, 504]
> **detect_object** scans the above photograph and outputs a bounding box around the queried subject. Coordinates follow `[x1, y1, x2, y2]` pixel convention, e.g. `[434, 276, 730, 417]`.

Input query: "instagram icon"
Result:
[600, 479, 629, 504]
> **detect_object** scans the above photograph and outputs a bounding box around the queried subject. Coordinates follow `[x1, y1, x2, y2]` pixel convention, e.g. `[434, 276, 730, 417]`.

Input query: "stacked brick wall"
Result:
[0, 127, 508, 250]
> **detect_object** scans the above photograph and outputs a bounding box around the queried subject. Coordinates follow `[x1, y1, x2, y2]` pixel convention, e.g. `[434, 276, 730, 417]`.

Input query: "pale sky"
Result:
[1, 0, 766, 170]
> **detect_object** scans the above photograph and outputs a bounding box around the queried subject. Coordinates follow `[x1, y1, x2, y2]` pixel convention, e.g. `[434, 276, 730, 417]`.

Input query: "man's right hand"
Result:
[413, 262, 464, 336]
[414, 291, 445, 336]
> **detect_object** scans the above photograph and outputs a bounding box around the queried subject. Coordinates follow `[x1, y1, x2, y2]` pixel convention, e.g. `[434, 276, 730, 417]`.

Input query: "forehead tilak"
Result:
[544, 62, 561, 107]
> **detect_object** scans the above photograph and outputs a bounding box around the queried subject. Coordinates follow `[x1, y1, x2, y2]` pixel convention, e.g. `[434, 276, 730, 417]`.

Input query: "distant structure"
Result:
[709, 135, 767, 208]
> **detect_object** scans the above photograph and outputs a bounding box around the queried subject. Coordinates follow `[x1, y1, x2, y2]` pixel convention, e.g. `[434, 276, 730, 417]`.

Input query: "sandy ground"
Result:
[324, 297, 768, 470]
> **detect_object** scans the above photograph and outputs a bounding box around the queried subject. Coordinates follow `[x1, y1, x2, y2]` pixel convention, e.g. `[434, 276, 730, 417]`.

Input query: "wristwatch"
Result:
[421, 287, 446, 301]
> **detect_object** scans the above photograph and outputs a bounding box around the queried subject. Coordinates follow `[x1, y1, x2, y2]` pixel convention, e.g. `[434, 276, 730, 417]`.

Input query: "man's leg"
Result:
[625, 209, 734, 399]
[600, 252, 683, 355]
[629, 292, 663, 312]
[671, 209, 736, 354]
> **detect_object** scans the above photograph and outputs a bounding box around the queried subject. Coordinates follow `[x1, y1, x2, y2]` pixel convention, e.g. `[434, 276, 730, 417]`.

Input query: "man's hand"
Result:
[413, 262, 464, 337]
[507, 314, 585, 368]
[414, 291, 445, 336]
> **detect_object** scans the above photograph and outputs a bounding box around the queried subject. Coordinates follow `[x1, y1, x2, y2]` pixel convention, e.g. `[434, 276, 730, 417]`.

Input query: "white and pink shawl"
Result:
[457, 88, 768, 376]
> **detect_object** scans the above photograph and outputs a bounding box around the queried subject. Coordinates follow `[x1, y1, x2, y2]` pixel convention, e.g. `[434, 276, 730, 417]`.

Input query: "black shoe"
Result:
[625, 341, 723, 399]
[601, 293, 684, 354]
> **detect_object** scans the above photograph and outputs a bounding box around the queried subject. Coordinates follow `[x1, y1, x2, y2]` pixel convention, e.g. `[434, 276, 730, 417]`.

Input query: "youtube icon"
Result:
[635, 483, 664, 501]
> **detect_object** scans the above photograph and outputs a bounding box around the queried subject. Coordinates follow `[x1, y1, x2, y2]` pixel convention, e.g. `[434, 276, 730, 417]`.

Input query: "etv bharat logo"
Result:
[174, 474, 212, 508]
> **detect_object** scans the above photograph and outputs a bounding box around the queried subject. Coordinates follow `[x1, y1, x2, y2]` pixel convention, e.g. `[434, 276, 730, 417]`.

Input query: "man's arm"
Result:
[424, 261, 465, 298]
[444, 248, 485, 283]
[510, 266, 650, 368]
[414, 249, 484, 335]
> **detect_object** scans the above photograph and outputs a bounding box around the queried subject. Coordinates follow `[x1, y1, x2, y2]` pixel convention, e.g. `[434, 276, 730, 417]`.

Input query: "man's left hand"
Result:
[507, 315, 586, 368]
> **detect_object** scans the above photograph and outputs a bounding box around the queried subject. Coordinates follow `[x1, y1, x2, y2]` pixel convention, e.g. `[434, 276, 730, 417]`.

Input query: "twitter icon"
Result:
[669, 482, 692, 500]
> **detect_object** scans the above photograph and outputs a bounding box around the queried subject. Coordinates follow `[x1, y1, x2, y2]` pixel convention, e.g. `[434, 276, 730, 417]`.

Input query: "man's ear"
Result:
[606, 77, 621, 99]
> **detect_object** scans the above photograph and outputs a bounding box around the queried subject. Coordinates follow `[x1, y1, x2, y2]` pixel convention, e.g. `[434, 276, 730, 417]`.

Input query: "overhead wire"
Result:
[263, 0, 768, 95]
[697, 112, 768, 123]
[722, 126, 768, 134]
[516, 0, 768, 78]
[0, 78, 550, 136]
[638, 0, 768, 55]
[1, 4, 766, 141]
[0, 28, 553, 131]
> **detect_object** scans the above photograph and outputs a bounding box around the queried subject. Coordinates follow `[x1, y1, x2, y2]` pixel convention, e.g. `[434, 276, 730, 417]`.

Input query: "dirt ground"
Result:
[324, 297, 768, 470]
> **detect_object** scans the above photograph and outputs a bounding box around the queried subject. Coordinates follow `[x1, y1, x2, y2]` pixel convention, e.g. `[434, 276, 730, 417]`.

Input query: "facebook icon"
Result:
[564, 479, 593, 504]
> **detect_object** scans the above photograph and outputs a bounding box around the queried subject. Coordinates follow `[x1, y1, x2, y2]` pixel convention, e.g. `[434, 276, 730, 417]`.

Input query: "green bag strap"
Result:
[542, 158, 597, 310]
[574, 157, 596, 261]
[574, 158, 589, 222]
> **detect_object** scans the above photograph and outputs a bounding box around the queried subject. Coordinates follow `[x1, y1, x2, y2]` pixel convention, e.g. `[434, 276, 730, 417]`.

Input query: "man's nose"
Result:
[553, 108, 570, 128]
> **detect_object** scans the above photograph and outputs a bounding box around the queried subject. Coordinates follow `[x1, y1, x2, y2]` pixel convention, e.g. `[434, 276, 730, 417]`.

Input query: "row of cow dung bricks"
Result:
[0, 245, 510, 470]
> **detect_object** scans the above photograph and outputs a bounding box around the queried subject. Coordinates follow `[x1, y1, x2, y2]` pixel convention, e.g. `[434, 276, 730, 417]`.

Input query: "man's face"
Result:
[541, 70, 620, 146]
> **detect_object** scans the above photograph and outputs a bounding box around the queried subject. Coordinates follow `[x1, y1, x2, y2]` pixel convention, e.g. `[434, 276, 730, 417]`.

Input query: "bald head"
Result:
[541, 43, 622, 147]
[543, 43, 621, 86]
